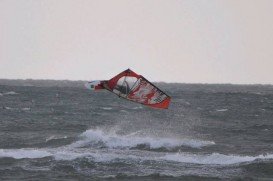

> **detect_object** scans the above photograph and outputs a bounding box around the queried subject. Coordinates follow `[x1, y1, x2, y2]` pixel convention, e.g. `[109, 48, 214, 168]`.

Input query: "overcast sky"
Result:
[1, 0, 273, 84]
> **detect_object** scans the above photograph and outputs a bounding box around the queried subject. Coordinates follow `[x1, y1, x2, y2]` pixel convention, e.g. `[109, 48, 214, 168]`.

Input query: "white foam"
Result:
[0, 149, 52, 159]
[185, 101, 191, 105]
[102, 107, 112, 110]
[216, 109, 228, 112]
[3, 106, 13, 110]
[162, 152, 273, 165]
[71, 129, 215, 149]
[52, 148, 144, 162]
[45, 135, 68, 142]
[120, 110, 128, 113]
[132, 106, 143, 110]
[53, 150, 89, 161]
[0, 148, 90, 161]
[1, 147, 273, 166]
[22, 107, 31, 111]
[3, 91, 18, 95]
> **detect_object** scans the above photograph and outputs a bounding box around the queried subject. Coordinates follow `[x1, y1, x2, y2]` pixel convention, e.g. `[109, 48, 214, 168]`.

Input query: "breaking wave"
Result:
[3, 91, 18, 95]
[1, 148, 273, 166]
[0, 149, 52, 159]
[69, 129, 215, 150]
[0, 129, 272, 166]
[101, 107, 113, 110]
[162, 152, 273, 165]
[1, 129, 272, 166]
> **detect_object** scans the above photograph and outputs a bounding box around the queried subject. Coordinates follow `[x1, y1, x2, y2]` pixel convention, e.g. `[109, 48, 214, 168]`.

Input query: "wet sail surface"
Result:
[0, 82, 273, 180]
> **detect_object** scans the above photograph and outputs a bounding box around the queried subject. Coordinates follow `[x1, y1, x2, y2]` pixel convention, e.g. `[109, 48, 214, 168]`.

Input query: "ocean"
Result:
[0, 80, 273, 180]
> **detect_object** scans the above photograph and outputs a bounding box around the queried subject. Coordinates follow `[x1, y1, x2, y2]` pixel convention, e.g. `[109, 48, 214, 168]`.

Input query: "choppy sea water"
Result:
[0, 81, 273, 180]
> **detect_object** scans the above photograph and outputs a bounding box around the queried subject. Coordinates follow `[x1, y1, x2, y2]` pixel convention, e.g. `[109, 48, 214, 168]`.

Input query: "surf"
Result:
[69, 128, 215, 150]
[1, 129, 272, 166]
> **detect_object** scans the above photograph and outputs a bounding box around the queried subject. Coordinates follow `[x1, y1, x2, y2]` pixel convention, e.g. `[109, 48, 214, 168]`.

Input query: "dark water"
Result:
[0, 82, 273, 180]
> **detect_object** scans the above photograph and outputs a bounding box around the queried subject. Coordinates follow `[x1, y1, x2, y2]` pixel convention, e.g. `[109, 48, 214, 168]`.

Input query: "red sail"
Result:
[107, 69, 171, 109]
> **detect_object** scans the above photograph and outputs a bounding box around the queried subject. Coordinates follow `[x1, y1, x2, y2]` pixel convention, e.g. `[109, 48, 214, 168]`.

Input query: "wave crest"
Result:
[70, 129, 215, 150]
[0, 149, 52, 159]
[1, 148, 273, 166]
[162, 152, 273, 165]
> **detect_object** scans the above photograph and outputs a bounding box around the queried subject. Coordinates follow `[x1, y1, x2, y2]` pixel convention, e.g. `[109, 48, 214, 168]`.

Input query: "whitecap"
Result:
[2, 106, 13, 110]
[46, 135, 68, 142]
[132, 106, 143, 110]
[2, 146, 273, 166]
[3, 91, 18, 95]
[102, 107, 112, 110]
[0, 149, 52, 159]
[120, 110, 128, 113]
[185, 102, 191, 105]
[161, 152, 273, 165]
[22, 108, 31, 111]
[53, 150, 89, 161]
[216, 109, 228, 112]
[70, 129, 215, 150]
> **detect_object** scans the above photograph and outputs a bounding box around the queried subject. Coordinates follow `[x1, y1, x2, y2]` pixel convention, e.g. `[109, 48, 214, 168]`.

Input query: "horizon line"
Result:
[0, 78, 273, 86]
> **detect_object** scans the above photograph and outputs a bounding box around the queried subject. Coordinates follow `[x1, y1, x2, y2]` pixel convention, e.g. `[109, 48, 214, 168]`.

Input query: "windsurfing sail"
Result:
[85, 69, 171, 109]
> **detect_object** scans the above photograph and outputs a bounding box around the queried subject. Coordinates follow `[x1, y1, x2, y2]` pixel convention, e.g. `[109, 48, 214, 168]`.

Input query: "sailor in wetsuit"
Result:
[101, 80, 130, 95]
[115, 81, 130, 95]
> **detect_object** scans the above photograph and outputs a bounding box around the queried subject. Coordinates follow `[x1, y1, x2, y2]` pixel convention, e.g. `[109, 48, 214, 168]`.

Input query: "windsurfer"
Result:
[85, 69, 171, 109]
[116, 81, 130, 95]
